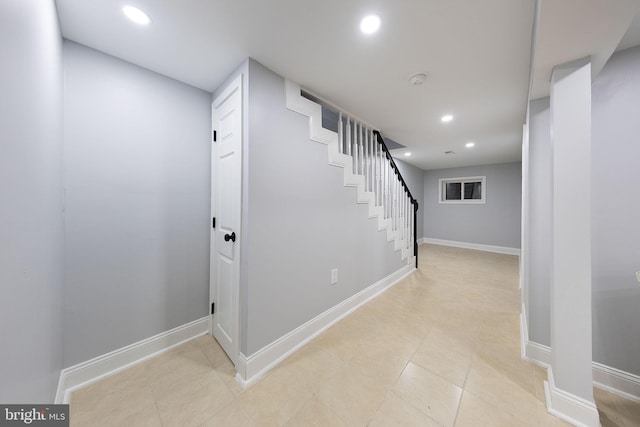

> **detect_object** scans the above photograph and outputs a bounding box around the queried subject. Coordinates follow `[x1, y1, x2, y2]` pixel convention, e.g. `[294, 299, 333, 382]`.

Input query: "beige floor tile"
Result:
[594, 387, 622, 412]
[283, 396, 347, 427]
[599, 414, 626, 427]
[333, 306, 383, 340]
[238, 366, 314, 427]
[71, 383, 160, 427]
[535, 401, 574, 427]
[315, 369, 388, 426]
[455, 390, 533, 427]
[391, 361, 463, 427]
[155, 371, 235, 427]
[211, 354, 244, 396]
[464, 358, 539, 425]
[201, 401, 255, 427]
[71, 362, 148, 406]
[72, 406, 163, 427]
[473, 342, 536, 396]
[312, 332, 362, 364]
[474, 339, 521, 365]
[411, 327, 473, 388]
[596, 386, 640, 427]
[432, 307, 484, 339]
[362, 311, 425, 354]
[272, 341, 346, 393]
[369, 392, 441, 427]
[71, 364, 147, 405]
[196, 334, 235, 368]
[68, 244, 573, 427]
[378, 310, 432, 345]
[478, 312, 521, 344]
[146, 345, 214, 399]
[533, 364, 549, 403]
[347, 343, 410, 389]
[617, 395, 640, 427]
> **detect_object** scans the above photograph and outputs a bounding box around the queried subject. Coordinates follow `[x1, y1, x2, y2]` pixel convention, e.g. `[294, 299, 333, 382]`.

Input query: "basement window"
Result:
[439, 176, 486, 204]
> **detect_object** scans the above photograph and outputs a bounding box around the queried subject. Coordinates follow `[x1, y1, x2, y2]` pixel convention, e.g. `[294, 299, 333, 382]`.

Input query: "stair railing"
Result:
[337, 113, 419, 268]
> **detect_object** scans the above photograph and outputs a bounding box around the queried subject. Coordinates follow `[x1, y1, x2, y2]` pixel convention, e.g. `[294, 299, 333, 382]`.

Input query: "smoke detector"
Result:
[408, 73, 428, 85]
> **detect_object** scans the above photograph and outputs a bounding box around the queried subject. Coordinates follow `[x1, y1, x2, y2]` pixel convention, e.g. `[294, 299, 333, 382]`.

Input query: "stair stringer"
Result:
[285, 79, 414, 264]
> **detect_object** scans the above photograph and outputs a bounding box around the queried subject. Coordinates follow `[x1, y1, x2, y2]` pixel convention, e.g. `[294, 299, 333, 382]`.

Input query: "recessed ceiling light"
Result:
[466, 142, 475, 148]
[441, 114, 454, 123]
[360, 15, 381, 34]
[123, 5, 151, 25]
[404, 152, 412, 157]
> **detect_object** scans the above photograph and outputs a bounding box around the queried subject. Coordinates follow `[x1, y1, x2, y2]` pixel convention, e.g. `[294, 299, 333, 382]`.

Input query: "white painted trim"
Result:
[520, 122, 530, 293]
[524, 340, 640, 403]
[526, 341, 552, 367]
[592, 362, 640, 403]
[544, 368, 600, 427]
[235, 264, 416, 387]
[55, 317, 209, 404]
[417, 238, 426, 245]
[299, 87, 379, 131]
[421, 238, 521, 256]
[520, 304, 529, 361]
[521, 304, 552, 368]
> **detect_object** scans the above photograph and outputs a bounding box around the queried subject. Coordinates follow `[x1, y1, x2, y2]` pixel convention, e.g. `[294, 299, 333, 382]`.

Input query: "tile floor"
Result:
[70, 244, 640, 426]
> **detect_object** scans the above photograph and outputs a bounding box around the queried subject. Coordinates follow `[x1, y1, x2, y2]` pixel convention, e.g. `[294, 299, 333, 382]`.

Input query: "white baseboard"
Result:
[421, 238, 521, 256]
[544, 368, 600, 427]
[592, 362, 640, 403]
[55, 317, 209, 404]
[520, 309, 552, 367]
[520, 306, 529, 361]
[523, 338, 640, 404]
[235, 264, 416, 387]
[417, 238, 426, 245]
[525, 341, 552, 367]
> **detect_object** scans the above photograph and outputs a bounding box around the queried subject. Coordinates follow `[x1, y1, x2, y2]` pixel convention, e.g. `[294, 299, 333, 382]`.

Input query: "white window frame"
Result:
[438, 176, 486, 204]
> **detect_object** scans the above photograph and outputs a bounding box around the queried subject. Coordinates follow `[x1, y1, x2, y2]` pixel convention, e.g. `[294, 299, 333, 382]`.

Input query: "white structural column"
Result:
[545, 57, 598, 427]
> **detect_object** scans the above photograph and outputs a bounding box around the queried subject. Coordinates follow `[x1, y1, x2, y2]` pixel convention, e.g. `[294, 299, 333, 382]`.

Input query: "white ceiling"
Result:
[55, 0, 640, 171]
[617, 10, 640, 52]
[530, 0, 640, 101]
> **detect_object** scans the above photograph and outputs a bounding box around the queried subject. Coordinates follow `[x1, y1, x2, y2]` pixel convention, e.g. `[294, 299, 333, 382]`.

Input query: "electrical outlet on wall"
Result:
[330, 269, 338, 285]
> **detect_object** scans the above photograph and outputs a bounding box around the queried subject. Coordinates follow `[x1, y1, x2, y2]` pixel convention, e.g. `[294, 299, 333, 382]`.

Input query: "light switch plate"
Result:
[636, 271, 640, 285]
[330, 269, 338, 285]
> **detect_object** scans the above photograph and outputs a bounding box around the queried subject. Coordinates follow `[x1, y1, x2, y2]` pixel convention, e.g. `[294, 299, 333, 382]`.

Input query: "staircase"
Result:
[285, 80, 418, 267]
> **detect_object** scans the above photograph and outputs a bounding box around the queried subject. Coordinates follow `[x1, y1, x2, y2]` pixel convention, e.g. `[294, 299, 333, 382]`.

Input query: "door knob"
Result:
[224, 232, 236, 242]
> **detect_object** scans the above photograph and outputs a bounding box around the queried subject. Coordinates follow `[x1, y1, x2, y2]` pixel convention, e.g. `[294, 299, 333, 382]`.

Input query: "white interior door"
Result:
[210, 74, 242, 365]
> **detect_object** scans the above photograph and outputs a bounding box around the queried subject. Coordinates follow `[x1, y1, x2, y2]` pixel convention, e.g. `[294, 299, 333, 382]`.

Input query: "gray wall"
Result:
[0, 0, 64, 402]
[395, 159, 425, 240]
[423, 163, 522, 249]
[527, 97, 551, 346]
[591, 46, 640, 376]
[216, 60, 406, 355]
[62, 42, 212, 366]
